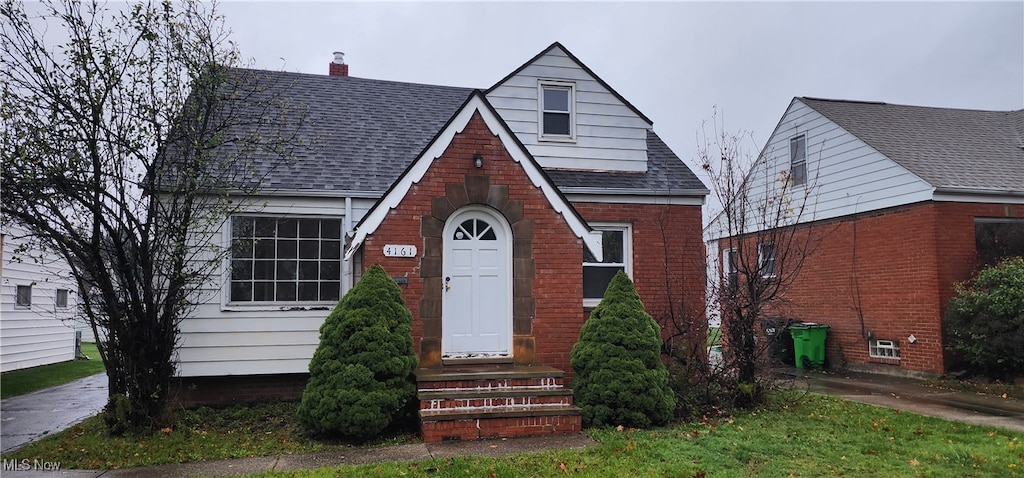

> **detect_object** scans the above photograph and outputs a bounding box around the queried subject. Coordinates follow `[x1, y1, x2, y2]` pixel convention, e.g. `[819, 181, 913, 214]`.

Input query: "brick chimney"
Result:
[329, 51, 348, 77]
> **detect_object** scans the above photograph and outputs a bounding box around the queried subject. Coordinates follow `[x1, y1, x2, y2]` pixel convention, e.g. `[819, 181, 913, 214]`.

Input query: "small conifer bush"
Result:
[570, 271, 674, 428]
[297, 264, 418, 438]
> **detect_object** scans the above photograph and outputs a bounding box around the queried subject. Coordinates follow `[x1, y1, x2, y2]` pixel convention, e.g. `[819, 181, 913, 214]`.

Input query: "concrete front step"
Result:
[414, 364, 581, 442]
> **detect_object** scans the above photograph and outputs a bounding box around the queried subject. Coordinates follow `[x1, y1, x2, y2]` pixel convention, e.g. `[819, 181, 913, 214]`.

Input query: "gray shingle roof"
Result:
[800, 97, 1024, 192]
[218, 68, 705, 196]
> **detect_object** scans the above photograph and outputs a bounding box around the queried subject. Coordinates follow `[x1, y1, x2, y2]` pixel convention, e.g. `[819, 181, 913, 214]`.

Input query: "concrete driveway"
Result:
[1, 372, 108, 453]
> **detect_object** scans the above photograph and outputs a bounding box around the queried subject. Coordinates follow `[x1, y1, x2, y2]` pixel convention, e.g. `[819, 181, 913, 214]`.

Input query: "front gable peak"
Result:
[345, 90, 603, 260]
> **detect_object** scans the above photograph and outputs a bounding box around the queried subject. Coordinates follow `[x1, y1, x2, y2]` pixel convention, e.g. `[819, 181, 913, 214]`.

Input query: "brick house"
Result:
[707, 97, 1024, 376]
[176, 43, 708, 440]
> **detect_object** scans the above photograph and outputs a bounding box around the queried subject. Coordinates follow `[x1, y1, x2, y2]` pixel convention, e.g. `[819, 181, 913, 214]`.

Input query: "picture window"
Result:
[230, 216, 343, 303]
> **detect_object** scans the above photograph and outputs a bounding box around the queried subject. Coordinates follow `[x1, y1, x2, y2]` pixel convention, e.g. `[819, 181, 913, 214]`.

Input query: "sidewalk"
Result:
[1, 433, 597, 478]
[1, 372, 108, 454]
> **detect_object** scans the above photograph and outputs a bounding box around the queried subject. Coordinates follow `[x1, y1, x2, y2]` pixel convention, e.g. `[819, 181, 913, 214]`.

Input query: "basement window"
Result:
[869, 339, 901, 359]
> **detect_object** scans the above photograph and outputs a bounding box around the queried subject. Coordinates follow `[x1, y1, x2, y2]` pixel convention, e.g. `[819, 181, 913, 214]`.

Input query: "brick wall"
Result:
[718, 200, 1022, 375]
[361, 112, 583, 374]
[574, 202, 707, 356]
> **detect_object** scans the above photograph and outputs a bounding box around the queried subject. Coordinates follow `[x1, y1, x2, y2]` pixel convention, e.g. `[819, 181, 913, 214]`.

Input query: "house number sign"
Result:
[383, 245, 417, 258]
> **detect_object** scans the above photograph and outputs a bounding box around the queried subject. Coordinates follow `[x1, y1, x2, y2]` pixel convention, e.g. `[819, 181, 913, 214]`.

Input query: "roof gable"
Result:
[345, 90, 604, 260]
[800, 97, 1024, 193]
[486, 42, 652, 125]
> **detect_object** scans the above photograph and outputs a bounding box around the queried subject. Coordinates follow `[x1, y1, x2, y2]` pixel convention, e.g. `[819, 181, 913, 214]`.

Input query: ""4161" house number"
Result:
[383, 245, 417, 257]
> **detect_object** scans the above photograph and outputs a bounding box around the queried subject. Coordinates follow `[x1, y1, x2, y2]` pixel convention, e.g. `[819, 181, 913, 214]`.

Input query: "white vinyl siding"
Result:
[177, 195, 375, 377]
[1, 224, 78, 372]
[706, 98, 933, 240]
[488, 46, 651, 172]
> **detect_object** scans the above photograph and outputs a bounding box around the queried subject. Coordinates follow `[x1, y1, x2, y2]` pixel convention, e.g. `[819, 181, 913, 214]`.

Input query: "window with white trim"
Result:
[758, 242, 776, 278]
[539, 81, 575, 140]
[583, 224, 631, 304]
[229, 216, 343, 303]
[723, 248, 738, 291]
[869, 339, 901, 359]
[790, 135, 806, 185]
[55, 288, 69, 308]
[15, 284, 32, 308]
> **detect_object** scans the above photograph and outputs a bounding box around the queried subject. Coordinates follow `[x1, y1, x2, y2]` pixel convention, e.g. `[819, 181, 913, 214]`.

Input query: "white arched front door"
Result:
[442, 208, 512, 358]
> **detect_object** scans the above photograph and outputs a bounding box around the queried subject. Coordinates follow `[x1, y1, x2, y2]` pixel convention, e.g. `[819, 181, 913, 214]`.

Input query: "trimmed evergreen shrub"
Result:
[297, 264, 418, 438]
[944, 257, 1024, 379]
[570, 271, 675, 428]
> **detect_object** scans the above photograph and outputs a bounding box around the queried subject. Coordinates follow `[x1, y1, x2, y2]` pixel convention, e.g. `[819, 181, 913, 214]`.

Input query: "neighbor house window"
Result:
[790, 135, 806, 185]
[15, 285, 32, 308]
[869, 339, 901, 359]
[723, 248, 738, 291]
[539, 81, 575, 140]
[55, 289, 69, 308]
[229, 216, 343, 303]
[975, 218, 1024, 267]
[583, 224, 631, 305]
[758, 242, 776, 278]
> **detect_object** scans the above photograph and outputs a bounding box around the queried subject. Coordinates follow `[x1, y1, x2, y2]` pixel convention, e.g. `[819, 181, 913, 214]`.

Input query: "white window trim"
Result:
[758, 242, 776, 279]
[790, 134, 807, 186]
[537, 80, 577, 143]
[583, 223, 632, 308]
[869, 339, 901, 359]
[221, 214, 345, 311]
[15, 284, 32, 309]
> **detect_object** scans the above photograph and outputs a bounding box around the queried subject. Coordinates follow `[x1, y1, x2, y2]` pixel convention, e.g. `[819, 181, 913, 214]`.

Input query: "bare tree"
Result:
[698, 110, 824, 407]
[1, 0, 303, 433]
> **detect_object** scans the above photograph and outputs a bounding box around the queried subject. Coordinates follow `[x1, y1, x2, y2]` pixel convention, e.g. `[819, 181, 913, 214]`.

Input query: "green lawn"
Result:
[5, 394, 1021, 476]
[0, 342, 105, 399]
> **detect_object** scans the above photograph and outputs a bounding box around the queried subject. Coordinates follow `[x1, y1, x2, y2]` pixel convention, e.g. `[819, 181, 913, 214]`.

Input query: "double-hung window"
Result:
[15, 284, 32, 308]
[539, 81, 575, 141]
[758, 242, 776, 279]
[55, 289, 69, 308]
[583, 224, 631, 306]
[724, 248, 738, 291]
[229, 216, 343, 304]
[790, 135, 807, 185]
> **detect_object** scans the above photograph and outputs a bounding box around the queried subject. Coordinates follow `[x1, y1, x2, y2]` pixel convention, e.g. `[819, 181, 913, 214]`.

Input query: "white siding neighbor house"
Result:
[1, 222, 78, 372]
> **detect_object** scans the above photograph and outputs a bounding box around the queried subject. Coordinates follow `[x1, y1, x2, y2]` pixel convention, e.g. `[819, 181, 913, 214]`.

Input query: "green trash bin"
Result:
[789, 323, 829, 369]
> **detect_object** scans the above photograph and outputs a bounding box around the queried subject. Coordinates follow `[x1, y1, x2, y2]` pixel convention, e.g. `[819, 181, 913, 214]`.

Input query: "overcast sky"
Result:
[221, 1, 1022, 188]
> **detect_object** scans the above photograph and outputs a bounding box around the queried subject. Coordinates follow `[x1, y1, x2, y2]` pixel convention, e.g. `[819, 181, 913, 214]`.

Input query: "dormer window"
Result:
[539, 81, 575, 141]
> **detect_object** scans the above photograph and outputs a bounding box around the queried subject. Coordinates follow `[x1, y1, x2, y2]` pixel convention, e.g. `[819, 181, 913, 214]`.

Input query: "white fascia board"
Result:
[345, 93, 603, 261]
[565, 193, 705, 206]
[933, 188, 1024, 204]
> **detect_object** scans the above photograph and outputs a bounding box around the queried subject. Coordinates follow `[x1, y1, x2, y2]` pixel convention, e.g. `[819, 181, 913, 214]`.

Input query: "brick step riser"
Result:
[420, 394, 573, 411]
[417, 377, 564, 392]
[421, 415, 582, 443]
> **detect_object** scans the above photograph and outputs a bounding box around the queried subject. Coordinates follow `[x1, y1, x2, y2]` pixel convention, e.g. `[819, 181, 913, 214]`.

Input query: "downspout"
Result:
[344, 196, 354, 291]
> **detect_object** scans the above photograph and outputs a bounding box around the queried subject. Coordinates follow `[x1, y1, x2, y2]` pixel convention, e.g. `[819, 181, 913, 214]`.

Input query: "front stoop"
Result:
[414, 364, 582, 442]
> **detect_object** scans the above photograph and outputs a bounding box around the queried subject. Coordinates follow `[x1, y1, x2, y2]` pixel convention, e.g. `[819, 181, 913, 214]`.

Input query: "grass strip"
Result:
[5, 394, 1021, 476]
[1, 342, 105, 399]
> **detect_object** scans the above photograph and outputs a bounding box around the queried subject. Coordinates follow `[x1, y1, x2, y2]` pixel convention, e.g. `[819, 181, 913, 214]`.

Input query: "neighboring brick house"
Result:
[176, 43, 708, 440]
[708, 97, 1024, 377]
